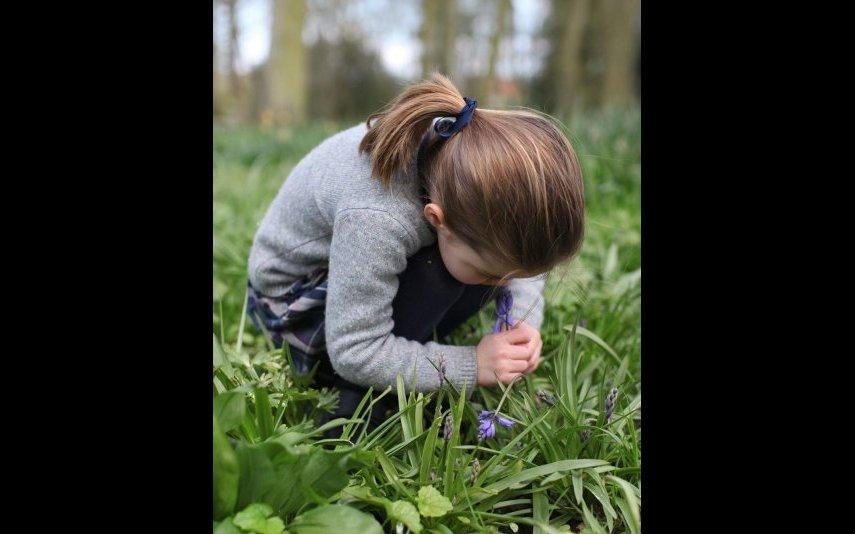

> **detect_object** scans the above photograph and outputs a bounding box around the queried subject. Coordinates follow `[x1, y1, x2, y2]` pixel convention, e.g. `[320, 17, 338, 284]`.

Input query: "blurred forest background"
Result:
[212, 0, 640, 126]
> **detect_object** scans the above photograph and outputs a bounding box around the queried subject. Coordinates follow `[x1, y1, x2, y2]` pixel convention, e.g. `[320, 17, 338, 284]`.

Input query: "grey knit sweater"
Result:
[248, 122, 546, 392]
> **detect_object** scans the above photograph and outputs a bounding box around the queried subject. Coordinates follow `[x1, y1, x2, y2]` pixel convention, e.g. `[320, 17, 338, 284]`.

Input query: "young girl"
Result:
[247, 73, 584, 427]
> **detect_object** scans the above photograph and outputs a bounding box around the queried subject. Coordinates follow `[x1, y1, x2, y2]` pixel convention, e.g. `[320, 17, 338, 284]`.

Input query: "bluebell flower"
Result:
[492, 287, 514, 333]
[496, 414, 514, 428]
[477, 409, 515, 441]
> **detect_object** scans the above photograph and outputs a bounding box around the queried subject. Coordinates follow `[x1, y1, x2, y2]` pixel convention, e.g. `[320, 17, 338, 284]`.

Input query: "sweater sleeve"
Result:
[506, 275, 547, 330]
[324, 208, 478, 393]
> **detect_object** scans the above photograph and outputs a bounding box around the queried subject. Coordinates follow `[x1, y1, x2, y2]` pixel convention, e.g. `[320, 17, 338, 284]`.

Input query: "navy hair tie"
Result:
[433, 97, 478, 138]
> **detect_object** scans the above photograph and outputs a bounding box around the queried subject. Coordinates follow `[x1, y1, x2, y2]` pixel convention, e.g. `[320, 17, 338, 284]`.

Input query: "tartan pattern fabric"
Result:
[246, 266, 329, 355]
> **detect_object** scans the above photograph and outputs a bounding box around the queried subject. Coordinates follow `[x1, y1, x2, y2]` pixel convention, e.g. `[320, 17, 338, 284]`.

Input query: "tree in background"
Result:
[420, 0, 457, 79]
[531, 0, 590, 118]
[226, 0, 243, 100]
[264, 0, 308, 125]
[213, 1, 219, 116]
[597, 0, 639, 108]
[213, 0, 246, 121]
[481, 0, 513, 107]
[214, 0, 640, 126]
[307, 36, 399, 121]
[531, 0, 640, 119]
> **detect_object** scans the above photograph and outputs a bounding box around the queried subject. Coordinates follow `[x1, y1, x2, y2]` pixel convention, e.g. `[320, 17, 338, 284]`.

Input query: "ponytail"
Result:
[358, 72, 468, 187]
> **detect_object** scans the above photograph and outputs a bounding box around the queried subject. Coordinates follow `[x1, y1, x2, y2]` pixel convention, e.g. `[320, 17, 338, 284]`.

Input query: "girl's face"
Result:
[436, 229, 510, 286]
[424, 202, 515, 286]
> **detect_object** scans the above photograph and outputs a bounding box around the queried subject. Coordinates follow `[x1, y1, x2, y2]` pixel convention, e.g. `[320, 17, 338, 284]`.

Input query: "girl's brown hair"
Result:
[359, 73, 585, 282]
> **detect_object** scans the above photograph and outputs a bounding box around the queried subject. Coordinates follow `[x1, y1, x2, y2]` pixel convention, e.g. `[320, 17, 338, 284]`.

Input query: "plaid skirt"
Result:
[246, 266, 329, 359]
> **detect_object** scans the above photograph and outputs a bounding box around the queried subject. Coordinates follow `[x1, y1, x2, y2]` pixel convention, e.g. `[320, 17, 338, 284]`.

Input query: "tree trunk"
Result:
[599, 0, 639, 107]
[266, 0, 308, 125]
[226, 0, 241, 100]
[482, 0, 512, 106]
[553, 0, 590, 119]
[440, 0, 457, 77]
[420, 0, 456, 79]
[213, 2, 218, 116]
[420, 0, 439, 78]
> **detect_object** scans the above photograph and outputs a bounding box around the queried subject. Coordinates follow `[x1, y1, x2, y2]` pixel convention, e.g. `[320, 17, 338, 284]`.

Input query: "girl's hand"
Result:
[475, 321, 542, 386]
[475, 327, 535, 386]
[511, 320, 543, 374]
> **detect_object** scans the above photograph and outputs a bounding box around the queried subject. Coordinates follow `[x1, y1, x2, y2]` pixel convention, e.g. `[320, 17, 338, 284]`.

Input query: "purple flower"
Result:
[477, 412, 495, 440]
[477, 409, 515, 441]
[492, 287, 514, 333]
[496, 414, 514, 428]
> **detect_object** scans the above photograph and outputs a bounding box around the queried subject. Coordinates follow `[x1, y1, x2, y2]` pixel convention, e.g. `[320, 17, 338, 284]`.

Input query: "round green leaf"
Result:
[389, 500, 422, 533]
[290, 504, 383, 534]
[233, 503, 285, 534]
[416, 486, 453, 518]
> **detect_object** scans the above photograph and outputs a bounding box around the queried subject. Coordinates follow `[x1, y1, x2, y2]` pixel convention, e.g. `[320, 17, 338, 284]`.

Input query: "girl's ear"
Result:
[423, 202, 446, 230]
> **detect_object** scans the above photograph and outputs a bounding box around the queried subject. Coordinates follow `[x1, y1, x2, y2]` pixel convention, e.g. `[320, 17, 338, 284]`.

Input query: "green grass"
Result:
[213, 108, 640, 534]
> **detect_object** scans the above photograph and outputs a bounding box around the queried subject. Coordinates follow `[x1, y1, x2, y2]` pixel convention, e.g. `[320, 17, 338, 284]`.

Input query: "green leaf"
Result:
[376, 447, 413, 499]
[532, 490, 549, 534]
[607, 476, 640, 534]
[389, 500, 422, 533]
[214, 517, 243, 534]
[233, 441, 352, 516]
[234, 442, 280, 512]
[583, 481, 616, 531]
[571, 473, 583, 505]
[443, 384, 466, 496]
[233, 502, 273, 529]
[562, 326, 622, 366]
[396, 374, 419, 470]
[299, 449, 351, 504]
[416, 486, 453, 518]
[581, 501, 607, 534]
[418, 414, 443, 484]
[614, 497, 640, 534]
[341, 486, 422, 533]
[215, 391, 247, 433]
[482, 460, 609, 496]
[233, 503, 285, 534]
[289, 505, 383, 534]
[214, 416, 240, 519]
[254, 387, 275, 440]
[540, 472, 565, 486]
[214, 333, 234, 377]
